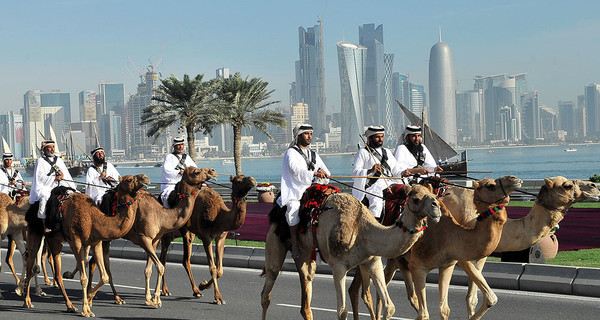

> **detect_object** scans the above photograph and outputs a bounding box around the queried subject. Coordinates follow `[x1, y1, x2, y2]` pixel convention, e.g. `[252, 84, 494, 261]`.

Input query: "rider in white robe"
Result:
[160, 137, 197, 208]
[85, 147, 120, 204]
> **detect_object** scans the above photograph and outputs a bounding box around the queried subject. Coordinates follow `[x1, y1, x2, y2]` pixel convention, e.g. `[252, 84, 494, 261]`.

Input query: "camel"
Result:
[20, 174, 148, 317]
[379, 175, 522, 320]
[158, 174, 257, 304]
[64, 167, 217, 307]
[439, 177, 600, 317]
[261, 184, 443, 320]
[0, 194, 47, 298]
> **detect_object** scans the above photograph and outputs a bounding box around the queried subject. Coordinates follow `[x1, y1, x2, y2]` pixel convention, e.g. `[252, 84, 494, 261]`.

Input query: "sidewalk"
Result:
[53, 239, 600, 298]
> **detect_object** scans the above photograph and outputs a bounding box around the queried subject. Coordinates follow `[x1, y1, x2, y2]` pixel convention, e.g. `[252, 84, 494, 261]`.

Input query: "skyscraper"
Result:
[456, 90, 483, 144]
[127, 65, 161, 157]
[383, 53, 396, 143]
[96, 82, 124, 155]
[79, 90, 97, 122]
[428, 32, 456, 145]
[359, 23, 386, 127]
[337, 41, 367, 149]
[558, 100, 575, 136]
[295, 24, 326, 137]
[521, 91, 541, 140]
[584, 83, 600, 137]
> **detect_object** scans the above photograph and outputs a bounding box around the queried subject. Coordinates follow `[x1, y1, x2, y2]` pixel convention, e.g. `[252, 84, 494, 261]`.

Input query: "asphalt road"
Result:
[1, 250, 599, 319]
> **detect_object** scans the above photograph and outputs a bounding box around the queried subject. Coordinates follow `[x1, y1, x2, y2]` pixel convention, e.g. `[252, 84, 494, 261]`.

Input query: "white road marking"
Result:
[276, 303, 412, 320]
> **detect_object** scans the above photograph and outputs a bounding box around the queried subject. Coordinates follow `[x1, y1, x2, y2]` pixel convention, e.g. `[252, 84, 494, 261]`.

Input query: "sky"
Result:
[2, 0, 600, 122]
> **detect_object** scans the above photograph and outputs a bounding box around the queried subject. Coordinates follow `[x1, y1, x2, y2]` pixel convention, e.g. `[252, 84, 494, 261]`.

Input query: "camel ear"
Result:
[544, 178, 553, 188]
[230, 175, 234, 182]
[426, 184, 434, 193]
[472, 180, 480, 189]
[119, 176, 123, 182]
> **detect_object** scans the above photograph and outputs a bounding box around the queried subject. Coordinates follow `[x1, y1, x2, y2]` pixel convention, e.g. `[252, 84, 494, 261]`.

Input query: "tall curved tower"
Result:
[428, 31, 457, 145]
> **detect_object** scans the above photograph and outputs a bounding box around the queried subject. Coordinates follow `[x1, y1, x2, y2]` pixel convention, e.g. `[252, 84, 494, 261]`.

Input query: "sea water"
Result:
[107, 144, 600, 184]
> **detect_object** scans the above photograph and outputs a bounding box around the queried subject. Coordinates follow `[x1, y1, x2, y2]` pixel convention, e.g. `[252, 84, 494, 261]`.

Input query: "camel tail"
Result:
[259, 267, 266, 278]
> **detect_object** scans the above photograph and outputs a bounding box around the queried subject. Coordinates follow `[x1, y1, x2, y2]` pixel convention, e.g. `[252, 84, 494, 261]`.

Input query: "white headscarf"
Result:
[364, 125, 385, 138]
[289, 123, 313, 147]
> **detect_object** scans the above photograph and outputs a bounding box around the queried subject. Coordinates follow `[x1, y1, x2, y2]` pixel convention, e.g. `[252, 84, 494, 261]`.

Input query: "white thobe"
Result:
[352, 147, 403, 218]
[276, 146, 330, 226]
[85, 163, 121, 203]
[393, 144, 437, 183]
[0, 167, 24, 195]
[160, 153, 197, 208]
[29, 156, 76, 218]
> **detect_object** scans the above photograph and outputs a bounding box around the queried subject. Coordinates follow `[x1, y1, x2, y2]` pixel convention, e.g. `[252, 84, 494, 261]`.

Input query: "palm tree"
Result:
[141, 74, 218, 161]
[216, 73, 286, 175]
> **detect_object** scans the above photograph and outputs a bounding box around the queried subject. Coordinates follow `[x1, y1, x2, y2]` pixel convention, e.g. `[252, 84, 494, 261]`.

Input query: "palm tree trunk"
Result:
[186, 123, 197, 162]
[233, 125, 242, 175]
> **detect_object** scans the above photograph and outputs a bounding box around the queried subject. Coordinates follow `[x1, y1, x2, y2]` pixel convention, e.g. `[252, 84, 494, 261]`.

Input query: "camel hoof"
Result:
[81, 311, 95, 317]
[213, 298, 226, 305]
[161, 289, 171, 297]
[35, 289, 46, 297]
[114, 296, 126, 305]
[193, 292, 203, 298]
[15, 287, 23, 296]
[67, 306, 78, 313]
[23, 302, 34, 308]
[62, 271, 74, 279]
[45, 280, 53, 286]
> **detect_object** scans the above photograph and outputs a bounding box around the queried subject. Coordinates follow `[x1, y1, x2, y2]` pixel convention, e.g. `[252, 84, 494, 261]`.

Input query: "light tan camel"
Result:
[63, 167, 217, 307]
[440, 177, 600, 317]
[261, 184, 443, 320]
[0, 194, 48, 298]
[20, 174, 148, 317]
[158, 174, 257, 304]
[378, 175, 523, 320]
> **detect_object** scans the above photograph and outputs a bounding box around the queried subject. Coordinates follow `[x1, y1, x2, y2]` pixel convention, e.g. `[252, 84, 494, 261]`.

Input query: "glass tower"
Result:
[337, 41, 367, 149]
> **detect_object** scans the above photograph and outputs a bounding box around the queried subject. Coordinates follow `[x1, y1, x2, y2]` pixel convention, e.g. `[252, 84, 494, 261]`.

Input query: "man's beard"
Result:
[404, 139, 423, 155]
[93, 156, 105, 166]
[43, 150, 55, 157]
[368, 138, 383, 149]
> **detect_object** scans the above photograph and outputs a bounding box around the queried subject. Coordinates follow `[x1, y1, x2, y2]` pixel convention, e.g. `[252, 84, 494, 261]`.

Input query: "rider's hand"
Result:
[434, 166, 443, 173]
[55, 171, 64, 181]
[368, 163, 381, 175]
[99, 172, 107, 180]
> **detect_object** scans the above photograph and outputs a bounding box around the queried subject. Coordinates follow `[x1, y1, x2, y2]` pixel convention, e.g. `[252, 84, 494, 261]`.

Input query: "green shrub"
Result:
[590, 173, 600, 183]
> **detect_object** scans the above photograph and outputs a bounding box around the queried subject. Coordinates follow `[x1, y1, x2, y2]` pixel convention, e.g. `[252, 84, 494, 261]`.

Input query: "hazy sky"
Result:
[2, 0, 600, 121]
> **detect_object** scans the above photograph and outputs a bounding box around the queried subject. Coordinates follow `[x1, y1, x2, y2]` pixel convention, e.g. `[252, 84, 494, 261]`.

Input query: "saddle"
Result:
[381, 184, 409, 226]
[45, 186, 76, 233]
[268, 184, 339, 247]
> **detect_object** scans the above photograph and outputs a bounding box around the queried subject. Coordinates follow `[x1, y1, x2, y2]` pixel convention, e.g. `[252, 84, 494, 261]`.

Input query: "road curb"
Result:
[2, 238, 599, 298]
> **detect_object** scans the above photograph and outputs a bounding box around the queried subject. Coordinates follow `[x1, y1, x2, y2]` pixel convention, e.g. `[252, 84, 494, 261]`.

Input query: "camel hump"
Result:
[326, 193, 363, 257]
[45, 186, 76, 233]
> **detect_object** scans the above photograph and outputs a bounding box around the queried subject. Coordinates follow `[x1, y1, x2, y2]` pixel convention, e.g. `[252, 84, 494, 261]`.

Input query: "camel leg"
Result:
[331, 263, 352, 320]
[139, 238, 164, 307]
[41, 242, 56, 286]
[200, 231, 227, 304]
[466, 258, 487, 318]
[5, 235, 20, 284]
[457, 260, 497, 320]
[48, 237, 77, 313]
[21, 233, 43, 307]
[296, 256, 317, 320]
[437, 263, 457, 320]
[72, 241, 94, 317]
[101, 241, 125, 304]
[159, 232, 174, 296]
[200, 234, 225, 304]
[260, 227, 288, 320]
[411, 266, 431, 320]
[13, 232, 46, 297]
[180, 229, 203, 297]
[363, 257, 395, 320]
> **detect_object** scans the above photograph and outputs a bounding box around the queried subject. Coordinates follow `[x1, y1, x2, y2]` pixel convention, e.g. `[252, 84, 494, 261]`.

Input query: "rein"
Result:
[395, 218, 428, 234]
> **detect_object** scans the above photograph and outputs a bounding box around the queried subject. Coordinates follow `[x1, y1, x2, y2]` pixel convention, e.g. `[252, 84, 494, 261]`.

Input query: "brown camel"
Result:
[440, 177, 599, 317]
[20, 174, 148, 317]
[382, 175, 522, 320]
[261, 184, 443, 320]
[159, 174, 257, 304]
[64, 167, 217, 307]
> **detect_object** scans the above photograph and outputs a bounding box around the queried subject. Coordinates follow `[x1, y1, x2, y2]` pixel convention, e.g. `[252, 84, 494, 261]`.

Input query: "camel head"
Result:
[472, 175, 522, 211]
[536, 176, 577, 210]
[573, 179, 600, 202]
[230, 174, 257, 199]
[118, 174, 150, 196]
[182, 167, 218, 187]
[403, 184, 442, 224]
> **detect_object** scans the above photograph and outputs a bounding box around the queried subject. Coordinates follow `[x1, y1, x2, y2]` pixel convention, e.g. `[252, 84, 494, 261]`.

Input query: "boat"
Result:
[396, 100, 468, 177]
[154, 162, 162, 167]
[564, 148, 577, 152]
[25, 125, 86, 177]
[222, 159, 233, 165]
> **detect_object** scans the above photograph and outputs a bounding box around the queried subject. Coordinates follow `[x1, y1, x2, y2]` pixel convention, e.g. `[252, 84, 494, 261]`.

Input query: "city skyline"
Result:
[3, 1, 600, 122]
